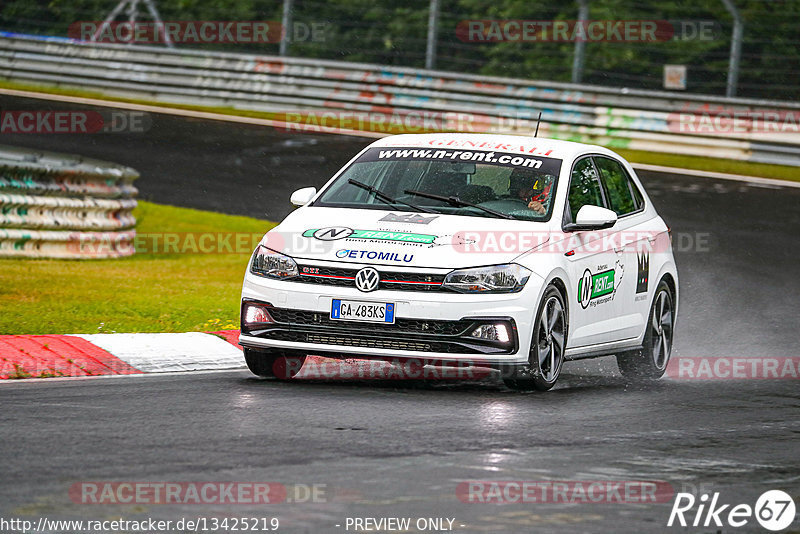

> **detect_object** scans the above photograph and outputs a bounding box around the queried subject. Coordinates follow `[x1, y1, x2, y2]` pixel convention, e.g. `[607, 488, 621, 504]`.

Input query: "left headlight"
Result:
[250, 245, 299, 279]
[443, 263, 531, 293]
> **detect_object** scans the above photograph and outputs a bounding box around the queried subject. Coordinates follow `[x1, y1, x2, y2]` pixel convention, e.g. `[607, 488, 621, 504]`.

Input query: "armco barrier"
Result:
[0, 32, 799, 165]
[0, 144, 138, 258]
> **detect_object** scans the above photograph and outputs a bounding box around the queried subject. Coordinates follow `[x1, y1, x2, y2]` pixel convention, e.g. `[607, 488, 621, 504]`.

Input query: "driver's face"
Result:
[517, 187, 534, 199]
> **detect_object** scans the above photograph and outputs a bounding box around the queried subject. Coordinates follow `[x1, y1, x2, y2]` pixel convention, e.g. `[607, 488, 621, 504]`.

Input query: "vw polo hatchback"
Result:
[240, 133, 678, 390]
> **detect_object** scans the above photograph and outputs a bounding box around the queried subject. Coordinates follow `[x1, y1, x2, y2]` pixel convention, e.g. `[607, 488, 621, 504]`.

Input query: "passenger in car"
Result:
[509, 168, 554, 215]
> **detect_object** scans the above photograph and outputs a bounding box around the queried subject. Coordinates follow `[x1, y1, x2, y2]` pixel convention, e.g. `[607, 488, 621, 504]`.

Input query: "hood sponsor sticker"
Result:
[336, 249, 414, 263]
[303, 227, 437, 245]
[379, 213, 439, 225]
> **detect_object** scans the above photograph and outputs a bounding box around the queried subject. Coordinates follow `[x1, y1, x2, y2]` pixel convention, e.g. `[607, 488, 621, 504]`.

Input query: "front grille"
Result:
[260, 330, 470, 353]
[243, 304, 518, 355]
[268, 308, 472, 336]
[296, 264, 448, 292]
[307, 334, 432, 352]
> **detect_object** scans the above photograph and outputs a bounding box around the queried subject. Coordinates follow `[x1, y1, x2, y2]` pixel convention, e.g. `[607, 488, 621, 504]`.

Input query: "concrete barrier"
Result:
[0, 32, 798, 165]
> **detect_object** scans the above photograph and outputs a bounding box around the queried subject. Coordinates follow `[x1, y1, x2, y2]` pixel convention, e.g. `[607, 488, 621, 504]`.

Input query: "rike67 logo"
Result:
[668, 490, 796, 531]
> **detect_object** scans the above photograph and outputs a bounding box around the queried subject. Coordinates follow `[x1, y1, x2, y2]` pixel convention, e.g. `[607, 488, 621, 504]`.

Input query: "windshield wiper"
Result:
[347, 179, 437, 213]
[403, 189, 514, 220]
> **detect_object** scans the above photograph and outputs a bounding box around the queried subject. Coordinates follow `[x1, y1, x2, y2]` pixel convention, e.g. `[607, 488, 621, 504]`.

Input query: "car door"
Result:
[593, 155, 652, 341]
[563, 156, 626, 349]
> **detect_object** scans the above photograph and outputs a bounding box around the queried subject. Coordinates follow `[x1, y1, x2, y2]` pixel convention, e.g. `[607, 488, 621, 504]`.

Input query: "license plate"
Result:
[330, 299, 395, 324]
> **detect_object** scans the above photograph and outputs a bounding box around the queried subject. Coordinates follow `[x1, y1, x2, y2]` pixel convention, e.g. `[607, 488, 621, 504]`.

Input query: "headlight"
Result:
[443, 264, 531, 293]
[250, 245, 299, 279]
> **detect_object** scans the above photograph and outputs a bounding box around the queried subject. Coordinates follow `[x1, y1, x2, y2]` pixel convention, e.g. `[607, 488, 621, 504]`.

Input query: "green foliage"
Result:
[0, 0, 797, 98]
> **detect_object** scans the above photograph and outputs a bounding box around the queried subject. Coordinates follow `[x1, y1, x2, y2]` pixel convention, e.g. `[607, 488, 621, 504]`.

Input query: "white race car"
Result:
[239, 133, 678, 390]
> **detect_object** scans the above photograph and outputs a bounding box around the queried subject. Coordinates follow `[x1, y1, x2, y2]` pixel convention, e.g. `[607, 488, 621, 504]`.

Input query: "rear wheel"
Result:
[503, 285, 567, 391]
[243, 348, 307, 379]
[617, 280, 674, 380]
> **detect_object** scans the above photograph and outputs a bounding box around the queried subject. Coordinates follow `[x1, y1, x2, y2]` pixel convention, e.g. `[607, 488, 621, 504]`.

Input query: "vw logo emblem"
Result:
[355, 267, 380, 292]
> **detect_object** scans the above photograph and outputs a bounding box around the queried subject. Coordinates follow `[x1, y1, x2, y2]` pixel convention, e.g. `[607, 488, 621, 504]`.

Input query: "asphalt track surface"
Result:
[1, 95, 799, 533]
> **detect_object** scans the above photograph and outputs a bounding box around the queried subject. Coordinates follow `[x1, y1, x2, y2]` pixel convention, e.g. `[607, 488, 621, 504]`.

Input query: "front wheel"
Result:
[617, 280, 674, 380]
[503, 285, 567, 391]
[243, 348, 307, 379]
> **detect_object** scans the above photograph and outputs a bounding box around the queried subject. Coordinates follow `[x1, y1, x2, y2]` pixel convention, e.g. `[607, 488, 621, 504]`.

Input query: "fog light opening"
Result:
[470, 323, 510, 343]
[243, 302, 274, 326]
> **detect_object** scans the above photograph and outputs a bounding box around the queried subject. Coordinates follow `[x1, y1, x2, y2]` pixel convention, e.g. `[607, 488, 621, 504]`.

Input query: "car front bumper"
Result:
[239, 266, 543, 366]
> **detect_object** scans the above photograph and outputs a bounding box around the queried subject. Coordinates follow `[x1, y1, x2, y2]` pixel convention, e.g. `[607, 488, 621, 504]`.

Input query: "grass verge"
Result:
[1, 79, 799, 183]
[0, 201, 274, 335]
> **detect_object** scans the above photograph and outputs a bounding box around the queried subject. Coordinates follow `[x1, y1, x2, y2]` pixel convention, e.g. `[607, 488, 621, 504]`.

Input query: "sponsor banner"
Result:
[303, 227, 437, 245]
[666, 357, 800, 380]
[456, 480, 674, 504]
[578, 268, 615, 309]
[357, 147, 561, 175]
[0, 110, 151, 134]
[335, 249, 415, 263]
[456, 20, 719, 42]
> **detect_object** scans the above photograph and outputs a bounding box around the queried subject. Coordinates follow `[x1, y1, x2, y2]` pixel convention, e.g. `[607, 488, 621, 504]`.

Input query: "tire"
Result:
[243, 348, 307, 379]
[617, 279, 674, 380]
[503, 285, 568, 391]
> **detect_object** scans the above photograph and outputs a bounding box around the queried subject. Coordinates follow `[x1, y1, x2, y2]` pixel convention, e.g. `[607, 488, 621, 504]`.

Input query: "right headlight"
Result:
[250, 245, 299, 279]
[443, 263, 531, 293]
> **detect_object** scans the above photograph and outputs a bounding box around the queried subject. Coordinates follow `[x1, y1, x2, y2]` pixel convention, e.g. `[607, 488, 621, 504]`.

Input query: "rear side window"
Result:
[568, 157, 605, 221]
[594, 156, 640, 215]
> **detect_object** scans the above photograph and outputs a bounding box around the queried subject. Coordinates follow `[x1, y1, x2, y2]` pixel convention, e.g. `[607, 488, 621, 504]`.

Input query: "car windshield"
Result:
[313, 147, 563, 221]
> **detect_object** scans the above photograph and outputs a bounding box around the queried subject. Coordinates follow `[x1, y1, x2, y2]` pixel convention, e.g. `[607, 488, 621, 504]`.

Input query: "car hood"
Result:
[262, 207, 553, 270]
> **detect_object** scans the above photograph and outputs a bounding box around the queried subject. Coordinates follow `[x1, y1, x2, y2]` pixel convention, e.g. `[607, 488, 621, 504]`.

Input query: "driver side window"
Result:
[568, 157, 605, 221]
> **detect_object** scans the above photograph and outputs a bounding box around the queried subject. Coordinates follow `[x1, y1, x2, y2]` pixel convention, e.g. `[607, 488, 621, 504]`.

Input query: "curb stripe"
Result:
[0, 334, 141, 378]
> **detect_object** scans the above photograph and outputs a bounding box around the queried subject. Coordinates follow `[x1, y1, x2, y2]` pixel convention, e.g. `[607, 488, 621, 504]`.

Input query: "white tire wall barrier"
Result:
[0, 32, 799, 166]
[0, 144, 138, 258]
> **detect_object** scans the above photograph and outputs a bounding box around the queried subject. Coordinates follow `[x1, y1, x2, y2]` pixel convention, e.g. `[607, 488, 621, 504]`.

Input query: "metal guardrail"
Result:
[0, 32, 799, 166]
[0, 144, 138, 258]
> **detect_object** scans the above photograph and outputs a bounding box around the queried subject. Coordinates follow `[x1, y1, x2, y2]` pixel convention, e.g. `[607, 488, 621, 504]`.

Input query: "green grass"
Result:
[616, 149, 800, 183]
[0, 201, 275, 335]
[2, 79, 799, 182]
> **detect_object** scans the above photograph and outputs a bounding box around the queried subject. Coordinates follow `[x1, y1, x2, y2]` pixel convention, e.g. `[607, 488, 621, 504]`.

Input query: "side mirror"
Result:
[290, 187, 317, 207]
[564, 205, 617, 232]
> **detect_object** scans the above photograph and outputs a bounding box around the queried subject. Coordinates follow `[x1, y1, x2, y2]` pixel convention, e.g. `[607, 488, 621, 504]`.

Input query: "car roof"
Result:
[367, 133, 620, 162]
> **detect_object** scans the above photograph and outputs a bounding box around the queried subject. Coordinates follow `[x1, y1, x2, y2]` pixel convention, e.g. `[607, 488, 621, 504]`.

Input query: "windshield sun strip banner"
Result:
[355, 147, 563, 176]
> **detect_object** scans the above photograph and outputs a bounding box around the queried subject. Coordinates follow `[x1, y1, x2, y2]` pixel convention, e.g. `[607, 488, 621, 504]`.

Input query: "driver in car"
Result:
[509, 168, 554, 215]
